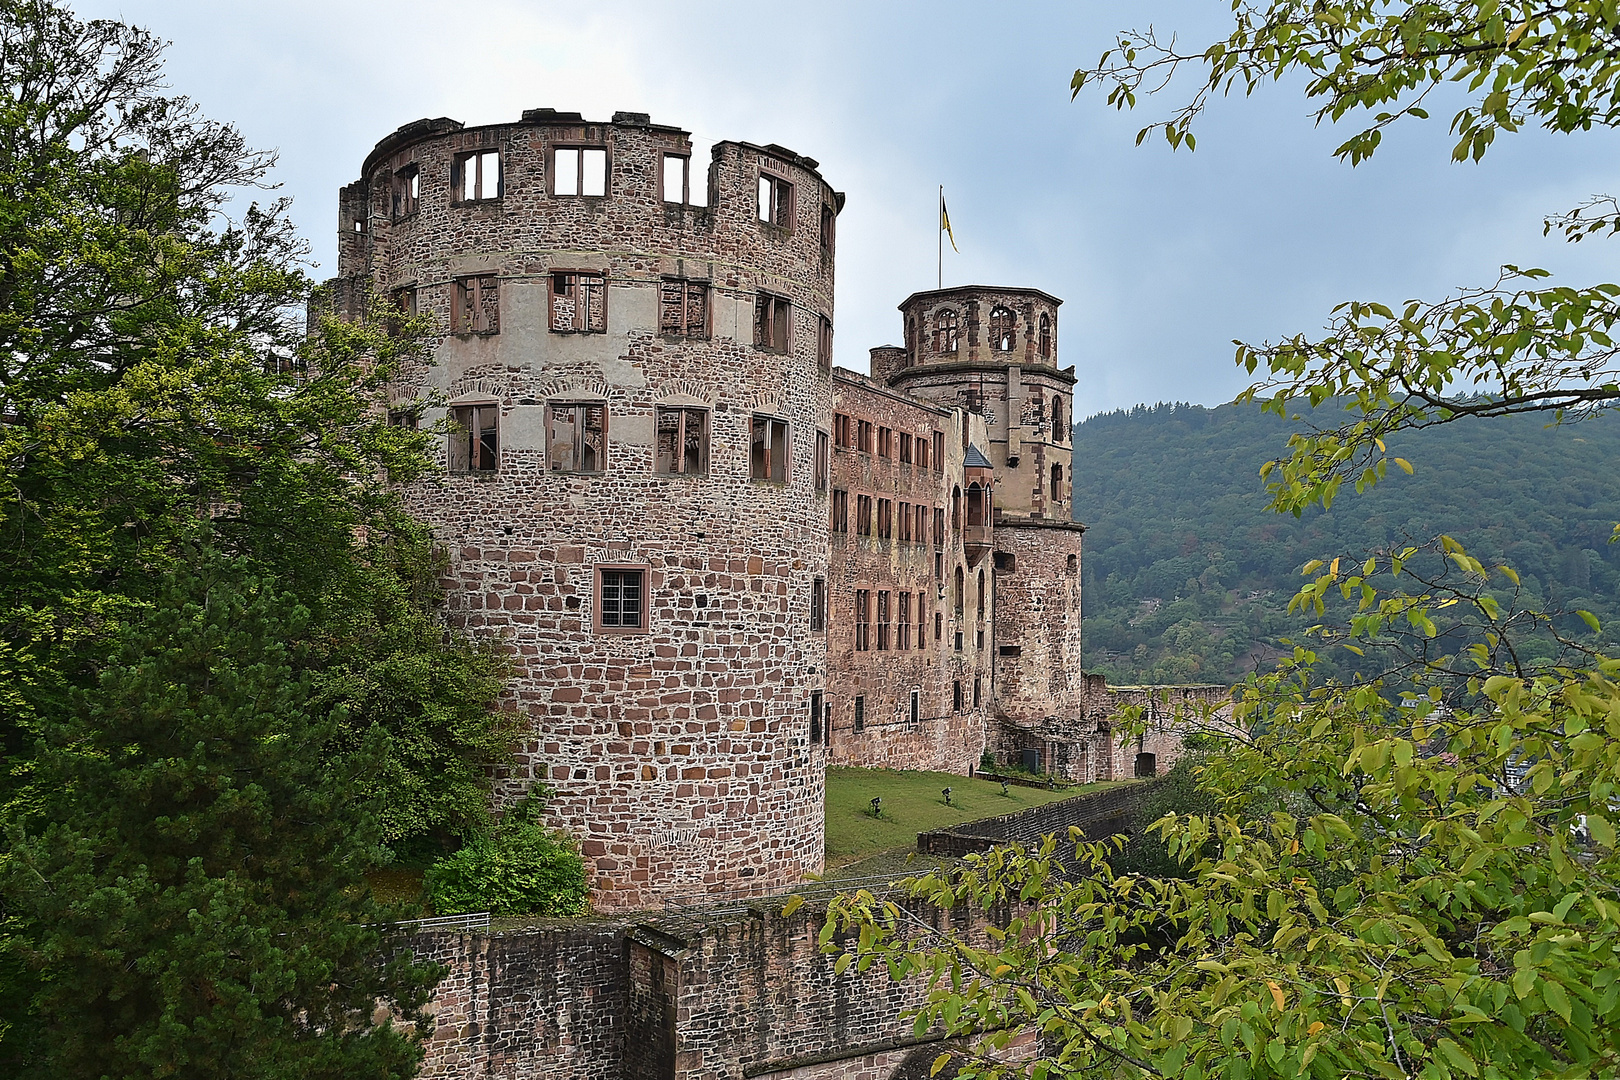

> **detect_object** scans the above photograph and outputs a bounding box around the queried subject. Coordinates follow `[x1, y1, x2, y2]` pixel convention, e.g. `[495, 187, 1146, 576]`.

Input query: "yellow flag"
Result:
[941, 197, 958, 253]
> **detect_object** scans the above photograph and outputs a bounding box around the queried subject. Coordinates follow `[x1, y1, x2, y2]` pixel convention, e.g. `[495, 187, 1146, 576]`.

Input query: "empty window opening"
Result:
[993, 551, 1017, 573]
[934, 309, 960, 354]
[831, 489, 849, 532]
[555, 146, 607, 197]
[932, 431, 944, 472]
[1039, 311, 1052, 360]
[856, 420, 874, 454]
[877, 427, 892, 458]
[654, 406, 708, 475]
[1066, 553, 1079, 573]
[998, 644, 1023, 658]
[599, 568, 644, 629]
[815, 430, 830, 490]
[551, 272, 606, 333]
[454, 149, 501, 203]
[954, 566, 964, 619]
[449, 403, 499, 472]
[1052, 395, 1064, 436]
[954, 630, 964, 652]
[1051, 463, 1064, 501]
[973, 677, 981, 709]
[897, 501, 911, 543]
[834, 413, 853, 447]
[758, 171, 794, 228]
[855, 494, 872, 536]
[951, 486, 962, 531]
[977, 569, 985, 620]
[934, 508, 945, 549]
[898, 432, 913, 464]
[809, 690, 823, 744]
[953, 680, 963, 713]
[659, 279, 708, 338]
[876, 498, 892, 539]
[820, 202, 835, 258]
[393, 165, 420, 219]
[817, 315, 833, 370]
[898, 592, 911, 650]
[916, 598, 928, 650]
[387, 404, 420, 430]
[452, 275, 500, 335]
[750, 415, 789, 481]
[877, 590, 890, 651]
[989, 305, 1016, 352]
[547, 402, 607, 473]
[388, 285, 417, 338]
[935, 611, 943, 641]
[855, 591, 870, 652]
[854, 695, 865, 732]
[353, 215, 367, 234]
[811, 577, 826, 632]
[935, 550, 944, 581]
[910, 689, 921, 727]
[662, 154, 690, 204]
[754, 293, 791, 352]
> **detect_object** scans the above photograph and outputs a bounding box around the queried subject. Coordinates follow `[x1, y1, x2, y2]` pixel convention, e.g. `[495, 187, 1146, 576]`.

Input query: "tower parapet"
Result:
[329, 109, 843, 911]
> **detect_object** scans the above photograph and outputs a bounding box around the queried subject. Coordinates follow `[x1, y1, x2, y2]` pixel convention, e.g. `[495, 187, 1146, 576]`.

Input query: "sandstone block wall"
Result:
[916, 777, 1164, 857]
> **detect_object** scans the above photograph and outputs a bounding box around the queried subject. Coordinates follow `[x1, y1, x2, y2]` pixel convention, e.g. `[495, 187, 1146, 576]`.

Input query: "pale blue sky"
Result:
[78, 0, 1620, 419]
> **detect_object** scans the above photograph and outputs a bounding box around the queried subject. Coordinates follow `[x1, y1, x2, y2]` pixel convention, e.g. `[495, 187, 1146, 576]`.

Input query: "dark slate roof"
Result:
[963, 444, 993, 469]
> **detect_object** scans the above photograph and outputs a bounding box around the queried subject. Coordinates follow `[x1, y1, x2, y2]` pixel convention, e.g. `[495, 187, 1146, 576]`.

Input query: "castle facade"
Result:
[327, 109, 1196, 913]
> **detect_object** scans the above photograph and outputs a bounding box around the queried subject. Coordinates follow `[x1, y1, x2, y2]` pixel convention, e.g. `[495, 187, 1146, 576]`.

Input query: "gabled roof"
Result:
[963, 444, 993, 469]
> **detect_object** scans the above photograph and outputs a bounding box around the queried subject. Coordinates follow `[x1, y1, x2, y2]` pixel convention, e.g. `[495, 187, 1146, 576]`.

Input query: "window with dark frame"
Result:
[750, 415, 789, 482]
[989, 305, 1017, 351]
[547, 402, 607, 473]
[551, 272, 606, 333]
[659, 279, 708, 338]
[910, 689, 921, 727]
[387, 403, 420, 430]
[810, 689, 823, 744]
[662, 154, 690, 204]
[934, 507, 945, 548]
[758, 170, 794, 228]
[854, 695, 865, 732]
[393, 165, 420, 219]
[598, 568, 644, 629]
[831, 488, 849, 532]
[815, 430, 830, 490]
[654, 406, 708, 475]
[452, 275, 499, 335]
[855, 590, 870, 652]
[934, 309, 960, 354]
[953, 680, 963, 712]
[811, 577, 826, 632]
[554, 146, 607, 197]
[917, 598, 928, 649]
[876, 591, 890, 651]
[449, 404, 499, 473]
[453, 149, 501, 203]
[754, 293, 791, 352]
[855, 494, 872, 536]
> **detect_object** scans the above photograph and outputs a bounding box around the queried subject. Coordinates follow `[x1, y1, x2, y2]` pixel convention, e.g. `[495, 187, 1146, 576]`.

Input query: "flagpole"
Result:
[937, 185, 943, 291]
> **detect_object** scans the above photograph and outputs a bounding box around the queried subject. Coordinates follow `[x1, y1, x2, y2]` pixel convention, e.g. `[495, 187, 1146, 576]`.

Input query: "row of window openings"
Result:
[833, 417, 945, 470]
[810, 679, 982, 742]
[379, 151, 835, 249]
[421, 274, 828, 363]
[440, 403, 814, 482]
[593, 570, 836, 634]
[907, 307, 1054, 363]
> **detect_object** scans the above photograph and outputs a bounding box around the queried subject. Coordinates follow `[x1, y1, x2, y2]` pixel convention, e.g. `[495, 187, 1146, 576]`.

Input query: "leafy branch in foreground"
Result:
[823, 542, 1620, 1079]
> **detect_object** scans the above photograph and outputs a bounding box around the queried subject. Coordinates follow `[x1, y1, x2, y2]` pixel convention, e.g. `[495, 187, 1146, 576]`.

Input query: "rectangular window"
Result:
[810, 577, 826, 632]
[855, 494, 872, 536]
[918, 598, 929, 650]
[815, 430, 830, 490]
[817, 315, 833, 370]
[750, 415, 790, 482]
[598, 568, 644, 630]
[953, 680, 963, 712]
[831, 488, 849, 532]
[855, 590, 870, 652]
[454, 149, 501, 203]
[876, 427, 892, 458]
[854, 695, 865, 732]
[876, 498, 892, 539]
[654, 406, 708, 475]
[554, 146, 607, 197]
[876, 591, 890, 651]
[659, 278, 708, 339]
[387, 404, 420, 430]
[662, 154, 689, 204]
[758, 171, 794, 228]
[934, 508, 945, 549]
[449, 404, 498, 472]
[932, 432, 944, 472]
[910, 689, 921, 727]
[547, 402, 607, 473]
[550, 272, 606, 333]
[935, 611, 943, 642]
[451, 275, 499, 335]
[754, 293, 791, 352]
[810, 689, 823, 744]
[834, 413, 853, 447]
[898, 432, 913, 464]
[898, 592, 911, 651]
[820, 203, 835, 258]
[973, 677, 982, 708]
[955, 630, 964, 653]
[897, 501, 910, 543]
[388, 285, 417, 337]
[856, 420, 873, 454]
[916, 505, 928, 546]
[917, 434, 930, 471]
[393, 165, 420, 218]
[935, 551, 944, 581]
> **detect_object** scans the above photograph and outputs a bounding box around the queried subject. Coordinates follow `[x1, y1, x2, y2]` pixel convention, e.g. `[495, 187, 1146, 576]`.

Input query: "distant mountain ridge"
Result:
[1071, 401, 1620, 684]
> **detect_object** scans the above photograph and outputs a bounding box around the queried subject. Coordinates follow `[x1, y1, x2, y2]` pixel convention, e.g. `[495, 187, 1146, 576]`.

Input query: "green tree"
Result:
[7, 559, 441, 1080]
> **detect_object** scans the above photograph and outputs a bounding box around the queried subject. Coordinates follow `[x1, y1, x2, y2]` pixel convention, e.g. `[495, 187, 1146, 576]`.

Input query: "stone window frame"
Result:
[1051, 463, 1064, 502]
[931, 431, 945, 473]
[1039, 311, 1052, 360]
[814, 430, 830, 491]
[876, 590, 890, 651]
[593, 563, 650, 636]
[553, 144, 609, 198]
[897, 500, 911, 544]
[910, 688, 922, 727]
[758, 162, 795, 231]
[448, 400, 500, 474]
[810, 577, 826, 633]
[816, 314, 833, 371]
[820, 201, 836, 261]
[916, 431, 930, 470]
[988, 305, 1017, 352]
[1052, 395, 1066, 439]
[549, 269, 608, 334]
[658, 278, 709, 340]
[392, 163, 420, 220]
[546, 400, 609, 474]
[653, 405, 709, 477]
[934, 308, 960, 355]
[898, 432, 913, 465]
[854, 695, 865, 732]
[833, 413, 853, 448]
[451, 274, 500, 336]
[660, 151, 690, 205]
[876, 497, 892, 540]
[897, 591, 911, 651]
[856, 419, 874, 455]
[876, 426, 892, 459]
[749, 414, 791, 483]
[854, 493, 872, 537]
[753, 292, 792, 353]
[854, 589, 871, 652]
[452, 148, 502, 205]
[830, 488, 849, 532]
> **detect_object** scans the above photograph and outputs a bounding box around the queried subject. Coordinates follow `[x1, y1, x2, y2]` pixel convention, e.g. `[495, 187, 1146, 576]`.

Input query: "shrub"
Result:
[424, 792, 588, 917]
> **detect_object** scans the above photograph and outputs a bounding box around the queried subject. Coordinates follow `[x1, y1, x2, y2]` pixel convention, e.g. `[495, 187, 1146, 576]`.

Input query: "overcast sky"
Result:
[76, 0, 1620, 420]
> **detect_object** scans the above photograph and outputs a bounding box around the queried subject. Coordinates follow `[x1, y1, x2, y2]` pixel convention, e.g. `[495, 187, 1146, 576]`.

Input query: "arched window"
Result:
[989, 306, 1016, 351]
[977, 568, 985, 620]
[966, 482, 985, 526]
[951, 485, 962, 530]
[1051, 463, 1063, 502]
[1038, 312, 1051, 359]
[954, 566, 965, 619]
[934, 309, 960, 354]
[1052, 395, 1064, 437]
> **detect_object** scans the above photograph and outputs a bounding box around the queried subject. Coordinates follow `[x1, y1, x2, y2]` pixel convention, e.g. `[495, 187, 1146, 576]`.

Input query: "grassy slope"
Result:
[823, 766, 1105, 870]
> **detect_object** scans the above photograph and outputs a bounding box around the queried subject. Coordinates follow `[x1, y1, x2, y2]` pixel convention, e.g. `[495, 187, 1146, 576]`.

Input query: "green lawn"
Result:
[824, 766, 1112, 870]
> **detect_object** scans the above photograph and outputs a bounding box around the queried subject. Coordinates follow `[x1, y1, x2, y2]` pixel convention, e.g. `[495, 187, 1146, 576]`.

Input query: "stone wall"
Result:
[916, 778, 1164, 858]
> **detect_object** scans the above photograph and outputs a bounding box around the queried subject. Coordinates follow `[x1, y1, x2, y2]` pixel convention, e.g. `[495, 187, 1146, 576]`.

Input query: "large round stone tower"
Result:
[873, 287, 1088, 775]
[328, 109, 840, 910]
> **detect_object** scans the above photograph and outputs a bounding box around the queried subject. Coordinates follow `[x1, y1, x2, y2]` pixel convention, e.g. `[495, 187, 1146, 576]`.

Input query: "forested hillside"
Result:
[1073, 402, 1620, 684]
